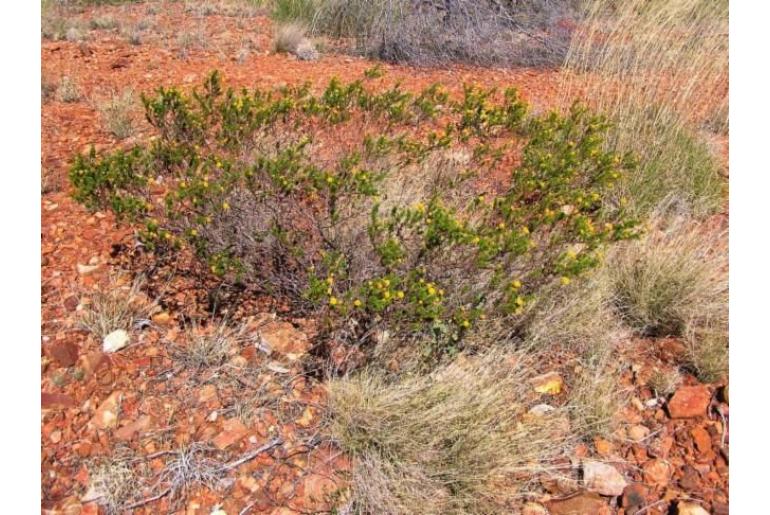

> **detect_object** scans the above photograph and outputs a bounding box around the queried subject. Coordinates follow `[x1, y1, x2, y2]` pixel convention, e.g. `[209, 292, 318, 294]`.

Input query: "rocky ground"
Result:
[41, 2, 728, 513]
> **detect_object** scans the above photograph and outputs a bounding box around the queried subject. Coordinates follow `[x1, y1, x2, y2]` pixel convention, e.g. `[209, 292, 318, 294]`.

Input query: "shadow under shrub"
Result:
[70, 70, 637, 361]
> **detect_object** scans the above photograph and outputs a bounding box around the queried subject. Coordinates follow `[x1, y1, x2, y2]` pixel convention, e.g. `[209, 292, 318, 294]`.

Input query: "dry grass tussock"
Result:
[77, 274, 160, 339]
[273, 21, 307, 53]
[560, 0, 727, 217]
[608, 215, 728, 381]
[568, 347, 627, 439]
[57, 76, 82, 103]
[523, 266, 620, 356]
[327, 350, 579, 514]
[98, 88, 136, 139]
[170, 321, 243, 371]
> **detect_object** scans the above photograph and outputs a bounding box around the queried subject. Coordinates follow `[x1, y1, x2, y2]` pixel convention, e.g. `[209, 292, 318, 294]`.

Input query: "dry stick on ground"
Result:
[125, 438, 284, 510]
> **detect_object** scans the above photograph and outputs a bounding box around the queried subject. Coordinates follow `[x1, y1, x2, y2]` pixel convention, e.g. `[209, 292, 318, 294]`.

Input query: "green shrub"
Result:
[70, 70, 637, 358]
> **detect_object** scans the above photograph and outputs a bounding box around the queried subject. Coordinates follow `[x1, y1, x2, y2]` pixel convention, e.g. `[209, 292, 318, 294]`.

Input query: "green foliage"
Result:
[70, 70, 638, 357]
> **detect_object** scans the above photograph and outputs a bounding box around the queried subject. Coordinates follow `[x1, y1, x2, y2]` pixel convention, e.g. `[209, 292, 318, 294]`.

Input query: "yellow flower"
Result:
[326, 277, 334, 285]
[427, 286, 436, 296]
[497, 222, 506, 230]
[190, 229, 198, 236]
[521, 226, 530, 235]
[560, 276, 571, 286]
[326, 176, 334, 184]
[515, 296, 525, 307]
[566, 250, 577, 260]
[415, 202, 426, 213]
[511, 279, 522, 290]
[222, 202, 230, 211]
[396, 291, 405, 299]
[383, 291, 391, 300]
[353, 299, 362, 307]
[461, 320, 470, 328]
[329, 297, 339, 306]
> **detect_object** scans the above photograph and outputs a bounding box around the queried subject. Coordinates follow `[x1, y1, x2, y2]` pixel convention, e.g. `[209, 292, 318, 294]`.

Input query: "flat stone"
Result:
[622, 483, 650, 512]
[91, 391, 123, 429]
[642, 459, 672, 488]
[628, 424, 651, 442]
[667, 385, 711, 419]
[103, 329, 129, 353]
[49, 340, 79, 367]
[530, 371, 564, 395]
[676, 501, 710, 515]
[548, 493, 612, 515]
[691, 426, 712, 454]
[114, 415, 153, 441]
[213, 418, 249, 450]
[583, 460, 627, 496]
[258, 320, 309, 359]
[42, 392, 77, 410]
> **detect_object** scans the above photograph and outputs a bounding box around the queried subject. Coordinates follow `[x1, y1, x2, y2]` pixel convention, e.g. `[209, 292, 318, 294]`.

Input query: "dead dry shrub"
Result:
[98, 88, 136, 139]
[84, 456, 140, 514]
[170, 322, 242, 371]
[647, 367, 683, 397]
[276, 0, 581, 67]
[327, 350, 578, 514]
[57, 76, 82, 103]
[77, 275, 160, 339]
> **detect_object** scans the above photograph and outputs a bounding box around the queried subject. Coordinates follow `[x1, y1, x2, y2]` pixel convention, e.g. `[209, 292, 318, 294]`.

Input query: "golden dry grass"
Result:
[560, 0, 728, 217]
[327, 350, 578, 514]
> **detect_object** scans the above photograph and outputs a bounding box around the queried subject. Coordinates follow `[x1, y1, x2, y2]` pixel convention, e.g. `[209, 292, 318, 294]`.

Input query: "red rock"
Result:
[667, 386, 711, 418]
[548, 493, 612, 515]
[594, 437, 615, 457]
[643, 459, 672, 488]
[49, 340, 79, 367]
[257, 320, 310, 359]
[42, 392, 76, 409]
[213, 418, 248, 450]
[690, 426, 712, 455]
[91, 391, 123, 429]
[649, 434, 674, 459]
[628, 424, 651, 442]
[622, 483, 650, 512]
[114, 415, 153, 441]
[198, 384, 220, 407]
[583, 460, 627, 496]
[79, 351, 109, 377]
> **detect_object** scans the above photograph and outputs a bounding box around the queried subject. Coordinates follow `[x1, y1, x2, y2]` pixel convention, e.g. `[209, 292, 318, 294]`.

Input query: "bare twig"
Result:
[223, 438, 284, 470]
